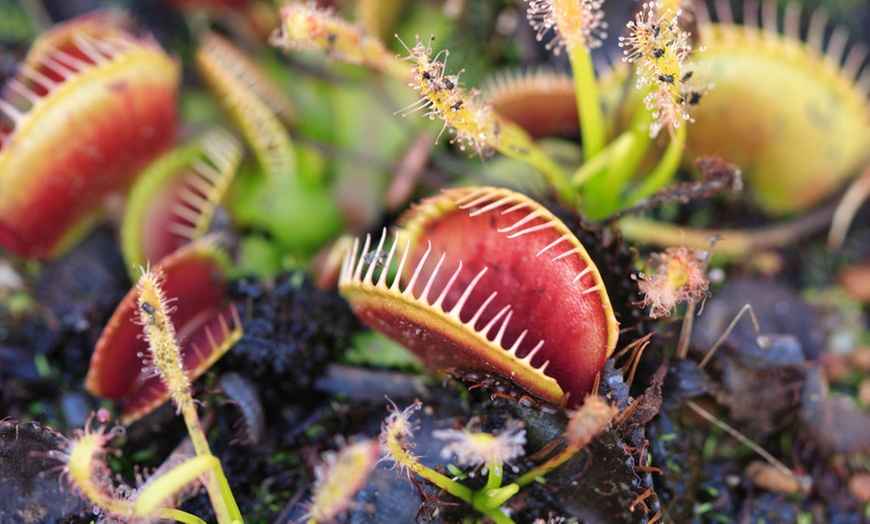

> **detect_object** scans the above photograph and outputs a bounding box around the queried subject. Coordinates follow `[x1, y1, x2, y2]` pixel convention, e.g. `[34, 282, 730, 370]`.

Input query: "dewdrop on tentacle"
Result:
[433, 418, 527, 471]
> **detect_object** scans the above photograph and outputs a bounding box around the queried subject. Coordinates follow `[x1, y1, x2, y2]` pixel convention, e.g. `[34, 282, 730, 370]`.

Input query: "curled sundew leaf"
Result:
[0, 12, 179, 259]
[687, 1, 870, 214]
[121, 128, 243, 276]
[85, 239, 242, 424]
[339, 187, 618, 408]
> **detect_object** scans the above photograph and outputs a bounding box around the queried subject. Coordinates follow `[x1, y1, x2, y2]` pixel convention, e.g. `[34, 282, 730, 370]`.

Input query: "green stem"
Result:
[581, 87, 655, 219]
[570, 49, 605, 160]
[384, 424, 474, 503]
[617, 202, 836, 260]
[571, 131, 635, 188]
[153, 508, 209, 524]
[181, 402, 243, 524]
[514, 438, 584, 488]
[478, 507, 515, 524]
[623, 122, 686, 206]
[598, 111, 653, 206]
[485, 462, 503, 491]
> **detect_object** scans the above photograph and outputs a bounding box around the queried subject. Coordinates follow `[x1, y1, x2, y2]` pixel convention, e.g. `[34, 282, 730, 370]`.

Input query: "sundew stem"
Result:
[570, 48, 606, 160]
[513, 437, 585, 488]
[598, 107, 654, 210]
[137, 271, 242, 524]
[382, 409, 473, 502]
[623, 122, 686, 206]
[571, 130, 635, 188]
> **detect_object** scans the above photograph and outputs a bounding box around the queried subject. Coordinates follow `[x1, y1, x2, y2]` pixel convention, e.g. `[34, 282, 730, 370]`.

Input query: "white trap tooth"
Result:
[842, 43, 868, 81]
[480, 304, 510, 338]
[186, 171, 215, 195]
[507, 329, 528, 356]
[167, 222, 197, 240]
[340, 237, 359, 284]
[0, 99, 24, 125]
[171, 203, 202, 224]
[455, 190, 497, 211]
[783, 2, 801, 41]
[826, 26, 849, 67]
[501, 201, 534, 214]
[377, 232, 401, 288]
[506, 221, 557, 239]
[39, 52, 76, 80]
[352, 235, 371, 282]
[420, 252, 447, 305]
[536, 235, 568, 257]
[468, 195, 518, 216]
[807, 10, 828, 54]
[73, 32, 109, 64]
[177, 187, 208, 209]
[522, 340, 545, 364]
[52, 48, 90, 72]
[552, 246, 580, 262]
[582, 282, 604, 295]
[572, 265, 593, 284]
[7, 79, 41, 105]
[191, 158, 221, 184]
[403, 241, 432, 298]
[491, 310, 513, 347]
[467, 290, 498, 328]
[713, 0, 733, 25]
[363, 228, 388, 285]
[20, 64, 58, 92]
[449, 267, 488, 318]
[497, 209, 544, 233]
[391, 239, 412, 292]
[432, 261, 463, 310]
[452, 188, 490, 208]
